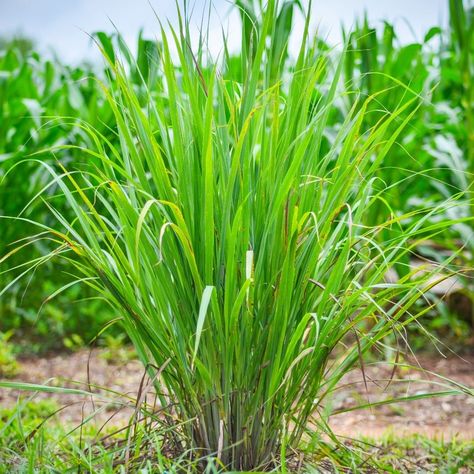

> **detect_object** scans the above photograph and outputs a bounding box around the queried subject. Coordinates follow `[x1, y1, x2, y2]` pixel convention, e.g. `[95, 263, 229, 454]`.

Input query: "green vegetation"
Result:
[0, 398, 473, 473]
[0, 35, 115, 348]
[1, 3, 472, 349]
[0, 330, 19, 377]
[0, 0, 473, 472]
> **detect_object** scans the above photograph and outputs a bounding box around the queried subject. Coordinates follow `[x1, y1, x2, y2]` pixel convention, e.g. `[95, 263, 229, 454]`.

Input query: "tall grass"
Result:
[2, 0, 472, 470]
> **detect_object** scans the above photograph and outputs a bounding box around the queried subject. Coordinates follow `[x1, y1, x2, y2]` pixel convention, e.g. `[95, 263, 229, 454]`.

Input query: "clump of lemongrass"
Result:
[2, 0, 473, 471]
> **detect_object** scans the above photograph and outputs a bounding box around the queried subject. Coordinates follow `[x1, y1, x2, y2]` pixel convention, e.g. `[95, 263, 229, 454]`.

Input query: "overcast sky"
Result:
[0, 0, 448, 63]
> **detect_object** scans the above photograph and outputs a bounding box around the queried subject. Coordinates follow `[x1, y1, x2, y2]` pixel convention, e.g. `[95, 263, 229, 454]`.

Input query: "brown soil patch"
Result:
[1, 349, 473, 439]
[329, 353, 474, 440]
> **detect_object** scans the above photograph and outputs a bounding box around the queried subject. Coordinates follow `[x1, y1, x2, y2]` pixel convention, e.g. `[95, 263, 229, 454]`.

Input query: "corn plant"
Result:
[2, 1, 472, 470]
[435, 0, 474, 226]
[341, 14, 472, 298]
[447, 0, 474, 169]
[445, 0, 474, 238]
[342, 18, 438, 227]
[435, 0, 474, 320]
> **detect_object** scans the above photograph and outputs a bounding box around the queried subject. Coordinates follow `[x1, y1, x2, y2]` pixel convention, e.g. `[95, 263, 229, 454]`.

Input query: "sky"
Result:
[0, 0, 448, 64]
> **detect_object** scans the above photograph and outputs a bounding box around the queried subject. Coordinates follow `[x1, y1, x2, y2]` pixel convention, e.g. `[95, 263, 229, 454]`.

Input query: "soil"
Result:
[1, 349, 473, 440]
[329, 352, 474, 440]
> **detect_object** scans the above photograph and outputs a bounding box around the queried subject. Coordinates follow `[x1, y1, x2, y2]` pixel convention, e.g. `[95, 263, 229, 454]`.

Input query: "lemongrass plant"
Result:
[2, 0, 472, 470]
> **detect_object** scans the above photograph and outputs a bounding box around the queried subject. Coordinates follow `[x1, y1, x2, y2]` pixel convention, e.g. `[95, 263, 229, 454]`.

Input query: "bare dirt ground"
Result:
[329, 352, 474, 440]
[1, 349, 473, 440]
